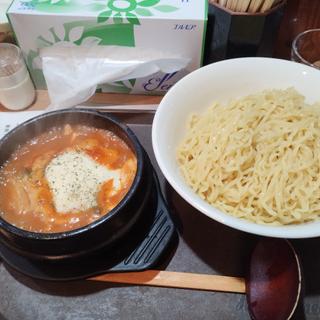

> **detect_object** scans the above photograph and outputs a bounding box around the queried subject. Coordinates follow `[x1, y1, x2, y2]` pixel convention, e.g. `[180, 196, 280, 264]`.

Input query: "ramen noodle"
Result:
[177, 88, 320, 225]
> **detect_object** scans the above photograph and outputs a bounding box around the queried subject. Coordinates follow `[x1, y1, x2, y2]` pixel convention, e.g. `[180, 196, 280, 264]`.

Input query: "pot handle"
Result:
[110, 169, 177, 273]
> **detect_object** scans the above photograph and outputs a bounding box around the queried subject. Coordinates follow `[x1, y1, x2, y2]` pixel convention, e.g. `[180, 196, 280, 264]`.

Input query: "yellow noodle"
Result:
[177, 88, 320, 225]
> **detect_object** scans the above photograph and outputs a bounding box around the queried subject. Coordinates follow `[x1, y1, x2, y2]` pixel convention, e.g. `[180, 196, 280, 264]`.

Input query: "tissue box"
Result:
[7, 0, 207, 95]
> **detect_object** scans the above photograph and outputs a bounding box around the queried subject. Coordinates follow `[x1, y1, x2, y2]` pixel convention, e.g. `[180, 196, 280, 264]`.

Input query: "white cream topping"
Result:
[45, 150, 120, 213]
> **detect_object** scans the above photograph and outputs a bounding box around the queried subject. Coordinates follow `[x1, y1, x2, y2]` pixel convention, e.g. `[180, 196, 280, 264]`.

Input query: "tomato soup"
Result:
[0, 125, 137, 233]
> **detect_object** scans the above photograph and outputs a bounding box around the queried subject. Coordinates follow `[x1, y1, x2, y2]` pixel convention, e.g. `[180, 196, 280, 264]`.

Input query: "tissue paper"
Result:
[41, 45, 189, 109]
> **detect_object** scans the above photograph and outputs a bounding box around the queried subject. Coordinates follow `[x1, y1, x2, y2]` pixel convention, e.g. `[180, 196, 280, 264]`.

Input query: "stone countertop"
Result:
[0, 112, 319, 320]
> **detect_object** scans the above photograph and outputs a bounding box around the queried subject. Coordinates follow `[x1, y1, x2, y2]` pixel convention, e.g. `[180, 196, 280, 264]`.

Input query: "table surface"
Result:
[0, 111, 248, 320]
[0, 91, 163, 112]
[1, 1, 320, 317]
[1, 109, 320, 320]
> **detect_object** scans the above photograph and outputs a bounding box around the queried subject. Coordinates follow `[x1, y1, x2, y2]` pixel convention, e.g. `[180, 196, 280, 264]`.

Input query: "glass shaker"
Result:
[0, 43, 35, 110]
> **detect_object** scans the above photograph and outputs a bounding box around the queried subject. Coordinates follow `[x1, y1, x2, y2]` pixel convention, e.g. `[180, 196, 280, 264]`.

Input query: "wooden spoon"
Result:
[88, 238, 302, 320]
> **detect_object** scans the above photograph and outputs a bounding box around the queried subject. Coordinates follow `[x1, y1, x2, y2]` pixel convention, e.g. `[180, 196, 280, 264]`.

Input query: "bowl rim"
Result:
[152, 57, 320, 239]
[0, 108, 145, 240]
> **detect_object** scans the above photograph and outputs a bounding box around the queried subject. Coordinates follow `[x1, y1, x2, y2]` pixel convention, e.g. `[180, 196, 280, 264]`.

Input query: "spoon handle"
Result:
[88, 270, 246, 293]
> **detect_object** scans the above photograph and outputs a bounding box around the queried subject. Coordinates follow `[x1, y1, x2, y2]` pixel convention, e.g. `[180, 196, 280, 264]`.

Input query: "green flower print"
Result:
[21, 0, 179, 19]
[98, 0, 178, 25]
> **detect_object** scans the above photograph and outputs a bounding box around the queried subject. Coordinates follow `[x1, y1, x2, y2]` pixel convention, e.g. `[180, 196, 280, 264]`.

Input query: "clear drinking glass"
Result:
[0, 43, 35, 110]
[291, 29, 320, 70]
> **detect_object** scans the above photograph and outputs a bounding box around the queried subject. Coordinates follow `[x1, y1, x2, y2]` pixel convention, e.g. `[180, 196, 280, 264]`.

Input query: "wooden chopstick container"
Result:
[204, 0, 287, 64]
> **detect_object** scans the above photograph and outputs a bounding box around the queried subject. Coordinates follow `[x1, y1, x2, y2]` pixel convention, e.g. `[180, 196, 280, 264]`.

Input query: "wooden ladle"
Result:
[88, 238, 302, 320]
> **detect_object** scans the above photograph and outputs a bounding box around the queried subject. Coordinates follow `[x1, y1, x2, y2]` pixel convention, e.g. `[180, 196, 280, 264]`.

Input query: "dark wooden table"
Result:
[275, 0, 320, 59]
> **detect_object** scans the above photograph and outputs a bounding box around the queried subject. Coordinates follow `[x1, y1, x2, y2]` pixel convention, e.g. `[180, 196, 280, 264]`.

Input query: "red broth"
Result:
[0, 125, 137, 233]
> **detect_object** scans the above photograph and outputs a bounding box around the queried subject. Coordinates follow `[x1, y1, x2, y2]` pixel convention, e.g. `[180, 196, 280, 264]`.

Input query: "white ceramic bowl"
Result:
[152, 57, 320, 239]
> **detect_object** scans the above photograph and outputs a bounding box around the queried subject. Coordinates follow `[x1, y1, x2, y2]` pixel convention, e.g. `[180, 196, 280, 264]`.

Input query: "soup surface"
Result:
[0, 125, 137, 233]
